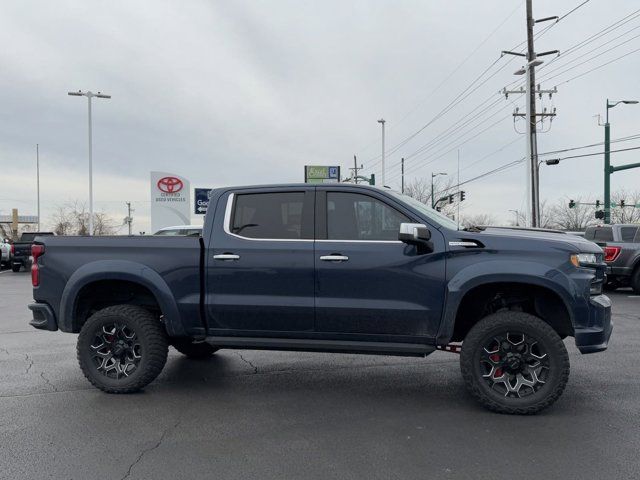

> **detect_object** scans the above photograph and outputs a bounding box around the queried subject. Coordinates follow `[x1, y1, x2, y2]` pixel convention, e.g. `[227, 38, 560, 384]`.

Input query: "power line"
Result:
[554, 46, 640, 86]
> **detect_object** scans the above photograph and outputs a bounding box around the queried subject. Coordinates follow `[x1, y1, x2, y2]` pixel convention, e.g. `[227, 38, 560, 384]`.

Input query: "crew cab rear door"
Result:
[205, 187, 315, 333]
[314, 188, 446, 339]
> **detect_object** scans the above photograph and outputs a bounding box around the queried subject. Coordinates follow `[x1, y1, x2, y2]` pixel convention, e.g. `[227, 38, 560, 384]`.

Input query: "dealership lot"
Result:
[0, 271, 639, 480]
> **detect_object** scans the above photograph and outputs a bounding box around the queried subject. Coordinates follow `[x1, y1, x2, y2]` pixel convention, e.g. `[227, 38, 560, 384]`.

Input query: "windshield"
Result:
[386, 190, 459, 230]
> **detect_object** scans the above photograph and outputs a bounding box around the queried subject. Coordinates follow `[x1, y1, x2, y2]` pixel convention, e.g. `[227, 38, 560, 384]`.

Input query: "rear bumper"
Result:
[28, 302, 58, 331]
[575, 294, 612, 354]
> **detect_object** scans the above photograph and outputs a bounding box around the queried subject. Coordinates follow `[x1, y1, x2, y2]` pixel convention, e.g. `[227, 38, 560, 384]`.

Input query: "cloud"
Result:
[0, 0, 639, 227]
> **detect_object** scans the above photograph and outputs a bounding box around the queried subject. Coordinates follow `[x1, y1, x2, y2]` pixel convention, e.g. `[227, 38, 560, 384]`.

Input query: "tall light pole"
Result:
[604, 99, 638, 224]
[68, 90, 111, 235]
[377, 118, 386, 186]
[36, 144, 40, 231]
[431, 172, 447, 209]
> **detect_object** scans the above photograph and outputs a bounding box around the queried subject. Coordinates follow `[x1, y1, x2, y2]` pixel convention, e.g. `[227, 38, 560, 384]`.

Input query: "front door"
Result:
[314, 189, 446, 339]
[206, 188, 315, 333]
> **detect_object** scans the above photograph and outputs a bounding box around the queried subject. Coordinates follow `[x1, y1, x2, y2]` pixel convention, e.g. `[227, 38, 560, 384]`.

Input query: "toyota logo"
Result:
[157, 176, 184, 193]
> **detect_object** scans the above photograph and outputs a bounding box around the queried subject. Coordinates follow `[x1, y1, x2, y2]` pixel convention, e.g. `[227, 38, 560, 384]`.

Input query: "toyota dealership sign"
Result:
[150, 171, 191, 232]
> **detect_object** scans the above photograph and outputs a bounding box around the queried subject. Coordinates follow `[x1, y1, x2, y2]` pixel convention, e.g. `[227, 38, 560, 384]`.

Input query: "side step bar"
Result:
[205, 336, 436, 357]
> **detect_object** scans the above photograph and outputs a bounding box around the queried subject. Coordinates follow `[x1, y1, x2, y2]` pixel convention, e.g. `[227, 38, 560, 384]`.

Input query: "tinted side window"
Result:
[593, 227, 614, 242]
[232, 193, 305, 239]
[327, 192, 410, 241]
[583, 227, 595, 240]
[620, 227, 638, 242]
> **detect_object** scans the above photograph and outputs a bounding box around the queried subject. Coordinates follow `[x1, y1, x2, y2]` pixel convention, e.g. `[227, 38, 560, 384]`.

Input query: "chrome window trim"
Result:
[223, 192, 403, 244]
[316, 239, 402, 244]
[223, 193, 314, 242]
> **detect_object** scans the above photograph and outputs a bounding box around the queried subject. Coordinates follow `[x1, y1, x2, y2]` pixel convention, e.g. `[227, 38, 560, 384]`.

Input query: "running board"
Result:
[205, 336, 436, 357]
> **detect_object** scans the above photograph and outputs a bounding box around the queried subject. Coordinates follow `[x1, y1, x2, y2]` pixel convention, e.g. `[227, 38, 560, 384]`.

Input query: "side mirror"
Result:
[398, 223, 431, 244]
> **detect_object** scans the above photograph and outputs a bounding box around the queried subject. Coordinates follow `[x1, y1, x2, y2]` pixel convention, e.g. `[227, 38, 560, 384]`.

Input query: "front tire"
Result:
[460, 311, 569, 415]
[77, 305, 168, 393]
[171, 338, 218, 359]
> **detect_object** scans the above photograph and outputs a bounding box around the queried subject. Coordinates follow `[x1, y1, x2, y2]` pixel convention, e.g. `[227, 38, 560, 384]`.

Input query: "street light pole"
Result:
[604, 99, 638, 224]
[377, 119, 386, 186]
[68, 90, 111, 235]
[36, 144, 40, 231]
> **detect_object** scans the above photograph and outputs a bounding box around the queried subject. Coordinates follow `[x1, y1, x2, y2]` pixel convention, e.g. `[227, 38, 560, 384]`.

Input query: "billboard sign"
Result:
[304, 165, 340, 184]
[150, 171, 191, 232]
[194, 188, 213, 215]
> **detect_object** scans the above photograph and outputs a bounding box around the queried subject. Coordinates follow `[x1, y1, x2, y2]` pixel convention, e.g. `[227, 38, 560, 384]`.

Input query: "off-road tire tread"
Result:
[631, 265, 640, 295]
[171, 339, 219, 359]
[460, 311, 570, 415]
[77, 305, 168, 394]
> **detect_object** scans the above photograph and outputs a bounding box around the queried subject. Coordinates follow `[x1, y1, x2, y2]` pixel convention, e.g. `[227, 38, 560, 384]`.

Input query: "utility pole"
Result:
[377, 118, 386, 186]
[68, 90, 111, 235]
[36, 144, 40, 231]
[351, 155, 360, 184]
[501, 2, 558, 227]
[525, 0, 540, 228]
[125, 202, 133, 235]
[401, 158, 405, 194]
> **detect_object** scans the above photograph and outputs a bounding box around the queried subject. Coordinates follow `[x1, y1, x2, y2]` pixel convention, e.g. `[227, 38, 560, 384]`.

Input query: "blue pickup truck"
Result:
[28, 184, 612, 414]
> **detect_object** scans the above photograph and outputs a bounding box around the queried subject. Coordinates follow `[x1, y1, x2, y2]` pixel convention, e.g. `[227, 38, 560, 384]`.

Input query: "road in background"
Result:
[1, 272, 638, 480]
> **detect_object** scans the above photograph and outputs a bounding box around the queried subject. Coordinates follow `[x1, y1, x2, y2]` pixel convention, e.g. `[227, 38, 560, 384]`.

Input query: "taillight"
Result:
[10, 243, 14, 255]
[603, 246, 621, 262]
[31, 244, 45, 287]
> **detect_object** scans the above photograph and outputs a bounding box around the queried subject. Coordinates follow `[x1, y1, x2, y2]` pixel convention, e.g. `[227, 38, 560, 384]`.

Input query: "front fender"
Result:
[436, 259, 579, 343]
[59, 260, 186, 336]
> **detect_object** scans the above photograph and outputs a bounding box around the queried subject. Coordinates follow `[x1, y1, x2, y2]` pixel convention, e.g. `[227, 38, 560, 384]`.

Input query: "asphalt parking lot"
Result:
[0, 270, 638, 480]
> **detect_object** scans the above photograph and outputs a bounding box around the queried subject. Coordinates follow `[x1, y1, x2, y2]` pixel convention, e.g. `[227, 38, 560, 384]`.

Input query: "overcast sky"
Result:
[1, 0, 639, 232]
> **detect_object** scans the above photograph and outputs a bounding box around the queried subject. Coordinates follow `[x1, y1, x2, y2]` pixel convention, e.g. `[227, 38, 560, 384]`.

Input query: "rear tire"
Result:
[77, 305, 168, 393]
[460, 311, 569, 415]
[11, 264, 20, 272]
[631, 267, 640, 295]
[171, 338, 218, 359]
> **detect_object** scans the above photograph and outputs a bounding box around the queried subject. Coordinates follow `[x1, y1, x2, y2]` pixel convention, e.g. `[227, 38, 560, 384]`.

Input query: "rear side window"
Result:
[231, 192, 307, 239]
[587, 227, 613, 242]
[326, 192, 410, 241]
[620, 226, 638, 242]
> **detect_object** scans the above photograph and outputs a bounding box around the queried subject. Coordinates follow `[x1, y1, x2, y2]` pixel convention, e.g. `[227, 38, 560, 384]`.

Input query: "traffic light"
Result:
[460, 190, 466, 202]
[620, 199, 626, 207]
[595, 210, 605, 219]
[369, 174, 375, 185]
[569, 199, 576, 209]
[596, 200, 600, 208]
[448, 194, 455, 204]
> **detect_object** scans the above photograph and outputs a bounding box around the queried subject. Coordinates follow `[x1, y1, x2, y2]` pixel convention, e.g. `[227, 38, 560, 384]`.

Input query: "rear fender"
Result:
[59, 260, 186, 336]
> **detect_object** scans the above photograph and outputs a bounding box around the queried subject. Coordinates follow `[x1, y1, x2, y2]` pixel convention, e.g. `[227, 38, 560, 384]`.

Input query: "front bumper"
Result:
[575, 294, 612, 354]
[28, 302, 58, 331]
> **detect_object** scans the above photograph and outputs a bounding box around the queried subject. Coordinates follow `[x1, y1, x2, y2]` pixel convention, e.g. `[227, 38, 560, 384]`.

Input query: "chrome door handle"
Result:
[213, 254, 240, 261]
[319, 255, 349, 262]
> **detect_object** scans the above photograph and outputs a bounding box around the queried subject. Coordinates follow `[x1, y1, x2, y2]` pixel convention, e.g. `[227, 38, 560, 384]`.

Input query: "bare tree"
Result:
[403, 176, 460, 218]
[546, 197, 595, 231]
[460, 213, 496, 228]
[610, 189, 640, 224]
[49, 201, 118, 235]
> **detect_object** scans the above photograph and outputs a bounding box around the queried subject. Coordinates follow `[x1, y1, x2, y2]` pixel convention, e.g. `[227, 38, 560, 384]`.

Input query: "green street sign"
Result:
[304, 165, 341, 184]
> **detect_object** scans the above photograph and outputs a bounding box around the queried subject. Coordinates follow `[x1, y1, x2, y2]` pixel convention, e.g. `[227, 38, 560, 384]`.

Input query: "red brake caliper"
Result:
[490, 354, 502, 378]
